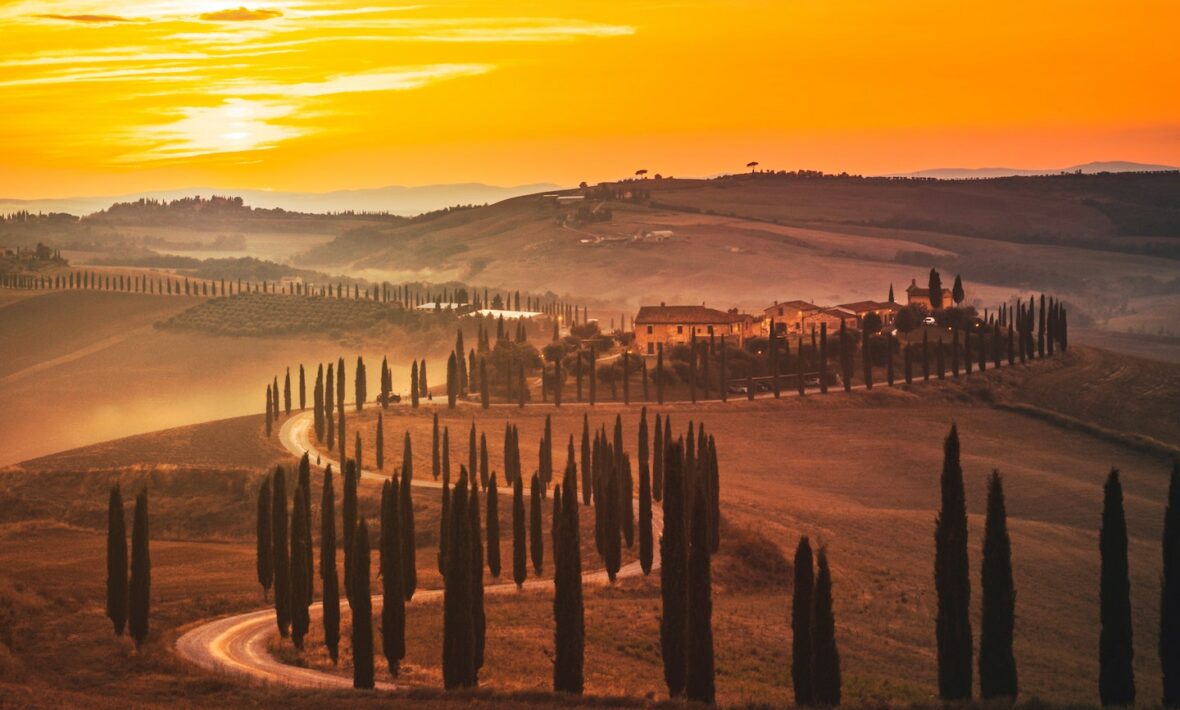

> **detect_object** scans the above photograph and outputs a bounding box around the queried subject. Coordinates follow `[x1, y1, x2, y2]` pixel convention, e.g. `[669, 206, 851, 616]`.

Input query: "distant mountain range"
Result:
[0, 182, 561, 217]
[889, 161, 1178, 180]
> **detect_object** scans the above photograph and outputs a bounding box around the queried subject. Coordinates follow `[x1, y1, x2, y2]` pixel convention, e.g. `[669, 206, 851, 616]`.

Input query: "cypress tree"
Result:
[554, 449, 585, 693]
[531, 473, 544, 574]
[1100, 468, 1135, 706]
[469, 478, 486, 674]
[297, 453, 313, 602]
[400, 433, 417, 601]
[351, 518, 375, 689]
[106, 484, 129, 635]
[980, 470, 1018, 699]
[265, 384, 273, 437]
[447, 352, 457, 409]
[314, 364, 325, 442]
[411, 360, 420, 407]
[657, 344, 665, 404]
[128, 489, 151, 649]
[581, 414, 592, 505]
[686, 477, 715, 705]
[487, 473, 502, 577]
[336, 357, 345, 413]
[660, 440, 688, 697]
[381, 478, 405, 676]
[708, 435, 720, 554]
[653, 413, 664, 502]
[811, 547, 841, 706]
[935, 425, 972, 700]
[792, 537, 815, 706]
[433, 413, 441, 480]
[299, 365, 307, 411]
[343, 461, 358, 605]
[480, 432, 490, 490]
[420, 359, 429, 400]
[639, 413, 654, 575]
[272, 467, 291, 638]
[290, 486, 310, 650]
[376, 412, 384, 470]
[284, 368, 292, 415]
[1162, 461, 1180, 707]
[253, 476, 271, 596]
[321, 465, 341, 663]
[513, 473, 527, 588]
[443, 473, 476, 688]
[440, 449, 451, 577]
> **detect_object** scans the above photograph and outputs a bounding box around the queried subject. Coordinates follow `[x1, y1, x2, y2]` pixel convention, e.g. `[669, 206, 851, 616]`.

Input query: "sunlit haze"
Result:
[1, 0, 1177, 198]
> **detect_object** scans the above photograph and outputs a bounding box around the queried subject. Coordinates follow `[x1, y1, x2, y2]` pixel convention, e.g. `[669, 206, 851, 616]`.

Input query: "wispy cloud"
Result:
[34, 13, 135, 23]
[218, 64, 495, 98]
[199, 7, 283, 22]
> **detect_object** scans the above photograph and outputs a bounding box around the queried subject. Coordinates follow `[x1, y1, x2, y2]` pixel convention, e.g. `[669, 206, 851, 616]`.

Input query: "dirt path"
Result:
[174, 410, 663, 691]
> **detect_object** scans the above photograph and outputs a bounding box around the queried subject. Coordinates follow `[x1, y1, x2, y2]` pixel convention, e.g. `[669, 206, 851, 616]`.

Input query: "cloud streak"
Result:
[34, 13, 135, 23]
[199, 7, 283, 22]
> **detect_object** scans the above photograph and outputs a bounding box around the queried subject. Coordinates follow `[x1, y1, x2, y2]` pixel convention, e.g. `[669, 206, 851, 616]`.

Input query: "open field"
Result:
[2, 350, 1178, 706]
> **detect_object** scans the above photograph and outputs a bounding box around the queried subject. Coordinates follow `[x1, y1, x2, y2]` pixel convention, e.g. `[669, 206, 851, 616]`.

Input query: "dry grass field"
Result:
[2, 349, 1177, 708]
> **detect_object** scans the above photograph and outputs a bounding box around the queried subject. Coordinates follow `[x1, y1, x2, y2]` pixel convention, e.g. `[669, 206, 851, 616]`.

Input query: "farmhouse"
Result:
[633, 304, 750, 354]
[762, 300, 821, 335]
[905, 278, 953, 309]
[801, 306, 858, 333]
[836, 300, 902, 328]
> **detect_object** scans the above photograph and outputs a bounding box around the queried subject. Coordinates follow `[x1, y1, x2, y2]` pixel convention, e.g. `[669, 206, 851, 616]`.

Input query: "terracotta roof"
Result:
[837, 300, 886, 313]
[634, 305, 744, 325]
[764, 300, 820, 314]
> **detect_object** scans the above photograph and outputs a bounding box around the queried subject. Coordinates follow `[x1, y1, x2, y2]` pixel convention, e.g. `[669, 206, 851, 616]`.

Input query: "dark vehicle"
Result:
[376, 392, 402, 406]
[755, 380, 772, 392]
[727, 382, 749, 395]
[804, 374, 821, 387]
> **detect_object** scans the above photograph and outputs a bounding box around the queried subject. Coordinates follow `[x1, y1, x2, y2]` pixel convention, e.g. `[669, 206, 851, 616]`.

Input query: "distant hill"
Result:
[0, 181, 560, 217]
[891, 160, 1177, 180]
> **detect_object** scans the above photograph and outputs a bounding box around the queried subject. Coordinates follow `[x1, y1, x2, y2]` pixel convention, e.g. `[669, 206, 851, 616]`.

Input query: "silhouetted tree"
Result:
[582, 414, 593, 505]
[352, 518, 375, 689]
[411, 361, 420, 408]
[343, 461, 358, 605]
[376, 412, 384, 470]
[469, 478, 486, 675]
[433, 413, 441, 480]
[107, 484, 129, 635]
[531, 473, 544, 574]
[1100, 469, 1135, 706]
[686, 478, 715, 705]
[284, 368, 292, 415]
[653, 413, 664, 502]
[443, 473, 476, 688]
[811, 547, 841, 706]
[980, 470, 1018, 699]
[1163, 461, 1180, 707]
[321, 465, 341, 663]
[381, 478, 405, 676]
[792, 537, 815, 706]
[639, 411, 653, 575]
[929, 268, 944, 310]
[952, 275, 965, 305]
[128, 489, 151, 649]
[290, 486, 310, 650]
[400, 433, 417, 601]
[265, 384, 273, 437]
[660, 440, 688, 697]
[272, 467, 291, 638]
[513, 473, 527, 588]
[487, 473, 502, 577]
[935, 425, 972, 700]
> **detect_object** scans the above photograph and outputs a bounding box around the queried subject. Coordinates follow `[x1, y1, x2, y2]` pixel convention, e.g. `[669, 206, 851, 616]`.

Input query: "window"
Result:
[646, 325, 653, 334]
[677, 325, 683, 334]
[647, 342, 654, 354]
[707, 325, 714, 334]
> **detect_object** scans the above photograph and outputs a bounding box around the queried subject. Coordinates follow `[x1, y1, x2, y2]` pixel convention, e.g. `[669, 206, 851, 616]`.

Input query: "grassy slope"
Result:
[3, 353, 1178, 707]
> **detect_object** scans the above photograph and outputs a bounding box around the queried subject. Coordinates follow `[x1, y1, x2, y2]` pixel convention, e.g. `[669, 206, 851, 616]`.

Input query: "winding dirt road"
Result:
[175, 410, 663, 690]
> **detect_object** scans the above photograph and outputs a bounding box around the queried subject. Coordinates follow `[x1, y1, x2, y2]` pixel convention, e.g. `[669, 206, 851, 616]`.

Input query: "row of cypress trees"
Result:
[105, 485, 151, 649]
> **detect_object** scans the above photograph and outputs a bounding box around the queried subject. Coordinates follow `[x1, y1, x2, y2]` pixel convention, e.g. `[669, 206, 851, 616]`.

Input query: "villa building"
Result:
[633, 304, 750, 354]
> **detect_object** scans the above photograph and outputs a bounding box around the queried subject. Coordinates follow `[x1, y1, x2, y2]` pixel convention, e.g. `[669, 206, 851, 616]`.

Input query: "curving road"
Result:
[175, 410, 663, 690]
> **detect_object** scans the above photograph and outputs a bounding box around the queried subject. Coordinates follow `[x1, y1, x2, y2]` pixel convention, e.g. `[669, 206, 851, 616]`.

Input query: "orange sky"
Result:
[0, 0, 1177, 197]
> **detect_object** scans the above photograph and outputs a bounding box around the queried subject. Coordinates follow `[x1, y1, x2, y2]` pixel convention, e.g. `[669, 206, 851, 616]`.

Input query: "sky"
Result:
[0, 0, 1177, 198]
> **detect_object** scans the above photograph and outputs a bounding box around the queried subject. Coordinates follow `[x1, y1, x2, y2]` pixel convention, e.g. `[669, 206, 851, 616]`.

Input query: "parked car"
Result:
[803, 374, 821, 387]
[922, 316, 937, 326]
[754, 380, 772, 392]
[376, 392, 402, 406]
[727, 383, 749, 394]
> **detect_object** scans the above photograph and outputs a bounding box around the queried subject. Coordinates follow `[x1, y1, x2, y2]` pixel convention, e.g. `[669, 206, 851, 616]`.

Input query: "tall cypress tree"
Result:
[1100, 468, 1135, 706]
[272, 467, 291, 638]
[400, 433, 417, 601]
[581, 414, 592, 505]
[811, 547, 841, 706]
[530, 473, 544, 574]
[653, 413, 664, 502]
[321, 465, 340, 664]
[381, 478, 405, 676]
[343, 461, 358, 605]
[265, 384, 273, 438]
[639, 423, 654, 575]
[487, 473, 502, 577]
[376, 412, 384, 470]
[1162, 461, 1180, 707]
[314, 364, 325, 441]
[284, 368, 292, 415]
[980, 470, 1017, 699]
[480, 433, 490, 490]
[792, 537, 815, 706]
[686, 477, 715, 705]
[660, 440, 688, 697]
[299, 364, 306, 410]
[106, 484, 128, 635]
[298, 453, 312, 601]
[352, 518, 375, 689]
[411, 360, 420, 408]
[469, 478, 486, 675]
[443, 472, 475, 688]
[513, 473, 527, 588]
[433, 413, 441, 480]
[128, 489, 151, 649]
[290, 486, 310, 650]
[935, 425, 972, 700]
[554, 448, 585, 693]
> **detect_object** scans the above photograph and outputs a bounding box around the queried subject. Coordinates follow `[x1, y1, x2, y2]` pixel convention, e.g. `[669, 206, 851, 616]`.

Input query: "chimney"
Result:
[660, 301, 665, 307]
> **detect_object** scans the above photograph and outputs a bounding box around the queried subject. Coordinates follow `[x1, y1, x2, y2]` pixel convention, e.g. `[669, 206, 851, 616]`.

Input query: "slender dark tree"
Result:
[128, 489, 151, 649]
[686, 478, 715, 705]
[314, 364, 325, 441]
[443, 473, 476, 688]
[447, 352, 458, 409]
[321, 465, 341, 663]
[952, 274, 965, 305]
[298, 454, 313, 601]
[513, 473, 527, 588]
[272, 467, 291, 638]
[290, 486, 310, 650]
[1100, 468, 1135, 706]
[411, 360, 420, 407]
[554, 449, 586, 693]
[400, 433, 417, 601]
[265, 384, 273, 437]
[660, 440, 688, 697]
[107, 484, 129, 635]
[581, 414, 592, 505]
[469, 478, 486, 675]
[487, 473, 502, 577]
[653, 413, 664, 502]
[284, 368, 292, 415]
[530, 473, 544, 574]
[440, 448, 451, 577]
[792, 537, 815, 706]
[929, 267, 944, 310]
[342, 460, 358, 605]
[376, 412, 384, 470]
[1162, 461, 1180, 707]
[352, 518, 375, 689]
[980, 470, 1018, 699]
[639, 413, 654, 575]
[433, 413, 441, 480]
[381, 478, 406, 676]
[935, 425, 972, 700]
[811, 547, 841, 706]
